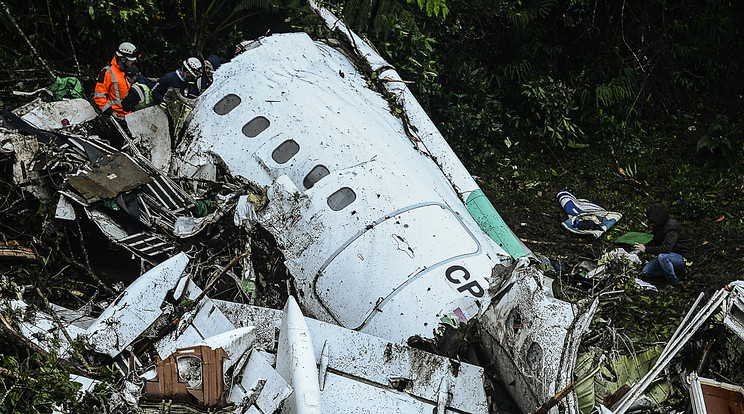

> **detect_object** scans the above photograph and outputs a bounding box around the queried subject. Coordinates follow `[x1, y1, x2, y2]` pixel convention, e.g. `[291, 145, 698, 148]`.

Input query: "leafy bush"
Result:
[521, 76, 583, 147]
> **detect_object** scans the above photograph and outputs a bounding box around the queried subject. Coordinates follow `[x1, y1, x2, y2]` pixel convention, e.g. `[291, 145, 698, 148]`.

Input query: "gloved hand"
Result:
[103, 107, 114, 118]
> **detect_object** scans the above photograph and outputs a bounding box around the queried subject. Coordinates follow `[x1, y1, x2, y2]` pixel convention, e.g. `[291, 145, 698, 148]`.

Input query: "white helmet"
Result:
[116, 42, 139, 61]
[182, 57, 203, 77]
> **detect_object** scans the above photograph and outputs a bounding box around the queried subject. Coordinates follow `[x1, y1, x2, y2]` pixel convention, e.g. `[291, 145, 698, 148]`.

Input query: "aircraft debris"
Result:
[687, 372, 744, 414]
[2, 3, 741, 413]
[611, 283, 744, 414]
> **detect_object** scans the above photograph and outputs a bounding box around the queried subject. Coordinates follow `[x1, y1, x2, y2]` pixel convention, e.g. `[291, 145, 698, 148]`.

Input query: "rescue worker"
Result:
[94, 42, 140, 119]
[194, 55, 221, 93]
[635, 202, 693, 289]
[150, 57, 203, 104]
[121, 65, 156, 112]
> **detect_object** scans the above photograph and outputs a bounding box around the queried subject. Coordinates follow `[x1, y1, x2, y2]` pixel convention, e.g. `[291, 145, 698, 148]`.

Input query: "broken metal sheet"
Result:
[154, 279, 237, 359]
[85, 208, 129, 240]
[85, 253, 189, 357]
[55, 193, 76, 220]
[275, 297, 323, 414]
[49, 303, 96, 330]
[52, 375, 101, 414]
[85, 207, 175, 257]
[124, 105, 172, 173]
[612, 288, 731, 414]
[227, 349, 292, 414]
[200, 327, 257, 368]
[117, 232, 175, 257]
[214, 300, 281, 352]
[479, 260, 594, 414]
[69, 374, 100, 394]
[17, 98, 97, 130]
[6, 299, 88, 358]
[142, 173, 192, 214]
[66, 152, 152, 203]
[688, 372, 744, 414]
[214, 299, 490, 413]
[723, 282, 744, 341]
[10, 134, 54, 200]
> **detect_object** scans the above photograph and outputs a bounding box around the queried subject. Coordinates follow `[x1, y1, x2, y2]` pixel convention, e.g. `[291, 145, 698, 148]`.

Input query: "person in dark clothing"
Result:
[150, 57, 203, 104]
[121, 65, 156, 112]
[635, 202, 693, 287]
[194, 54, 220, 93]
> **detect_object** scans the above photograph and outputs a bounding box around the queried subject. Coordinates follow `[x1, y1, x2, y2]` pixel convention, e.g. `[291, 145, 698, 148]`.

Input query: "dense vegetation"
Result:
[1, 0, 743, 412]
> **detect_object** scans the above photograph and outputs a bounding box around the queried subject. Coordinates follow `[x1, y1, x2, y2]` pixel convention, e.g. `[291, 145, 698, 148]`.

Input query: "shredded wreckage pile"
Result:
[2, 4, 744, 414]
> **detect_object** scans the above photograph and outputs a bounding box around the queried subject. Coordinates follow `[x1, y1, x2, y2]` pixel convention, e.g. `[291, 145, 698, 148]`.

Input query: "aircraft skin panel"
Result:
[178, 29, 591, 414]
[212, 299, 489, 413]
[479, 264, 581, 412]
[356, 257, 493, 342]
[318, 374, 445, 413]
[85, 253, 189, 357]
[175, 33, 419, 189]
[466, 189, 529, 259]
[315, 203, 479, 328]
[256, 163, 505, 335]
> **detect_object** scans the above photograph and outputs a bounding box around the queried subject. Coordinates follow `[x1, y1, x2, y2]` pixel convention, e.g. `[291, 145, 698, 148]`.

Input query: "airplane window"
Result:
[526, 342, 543, 372]
[303, 165, 330, 189]
[507, 308, 522, 336]
[327, 187, 356, 211]
[176, 355, 203, 388]
[241, 116, 270, 138]
[213, 94, 241, 115]
[271, 140, 300, 164]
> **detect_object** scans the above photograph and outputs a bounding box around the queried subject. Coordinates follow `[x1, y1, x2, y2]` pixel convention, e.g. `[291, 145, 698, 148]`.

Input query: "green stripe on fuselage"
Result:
[466, 189, 528, 259]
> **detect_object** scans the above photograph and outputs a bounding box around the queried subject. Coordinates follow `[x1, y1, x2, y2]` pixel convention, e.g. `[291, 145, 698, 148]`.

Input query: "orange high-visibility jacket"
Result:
[93, 57, 131, 118]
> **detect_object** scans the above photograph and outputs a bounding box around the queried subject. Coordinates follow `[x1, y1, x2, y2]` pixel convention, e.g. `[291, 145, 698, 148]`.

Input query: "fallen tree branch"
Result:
[36, 288, 94, 374]
[532, 381, 575, 414]
[0, 312, 88, 377]
[0, 242, 36, 262]
[63, 14, 81, 77]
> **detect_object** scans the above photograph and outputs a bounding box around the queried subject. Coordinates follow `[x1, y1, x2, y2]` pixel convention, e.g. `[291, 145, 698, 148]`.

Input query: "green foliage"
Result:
[172, 0, 284, 56]
[521, 76, 583, 147]
[695, 114, 744, 167]
[409, 0, 448, 18]
[1, 354, 85, 413]
[595, 278, 690, 344]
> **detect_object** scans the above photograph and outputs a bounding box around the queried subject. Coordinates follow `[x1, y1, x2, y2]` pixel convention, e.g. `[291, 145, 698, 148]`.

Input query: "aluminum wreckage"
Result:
[0, 4, 602, 414]
[172, 3, 598, 413]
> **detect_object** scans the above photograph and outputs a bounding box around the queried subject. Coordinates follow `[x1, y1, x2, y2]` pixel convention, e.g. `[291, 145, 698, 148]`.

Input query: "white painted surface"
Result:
[19, 98, 97, 130]
[228, 350, 293, 414]
[125, 105, 172, 173]
[214, 299, 489, 413]
[86, 253, 189, 357]
[276, 297, 322, 414]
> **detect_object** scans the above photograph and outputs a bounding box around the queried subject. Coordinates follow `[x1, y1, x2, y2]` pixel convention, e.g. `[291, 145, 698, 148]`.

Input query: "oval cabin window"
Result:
[213, 94, 241, 115]
[303, 165, 330, 189]
[272, 140, 300, 164]
[327, 187, 356, 211]
[242, 116, 270, 138]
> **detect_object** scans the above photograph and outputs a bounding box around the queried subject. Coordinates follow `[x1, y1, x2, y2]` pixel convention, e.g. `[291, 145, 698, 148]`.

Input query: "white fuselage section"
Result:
[175, 33, 510, 342]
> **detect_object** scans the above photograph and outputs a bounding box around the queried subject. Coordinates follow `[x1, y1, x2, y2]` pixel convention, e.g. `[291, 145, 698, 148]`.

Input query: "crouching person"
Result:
[635, 202, 693, 289]
[121, 65, 156, 112]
